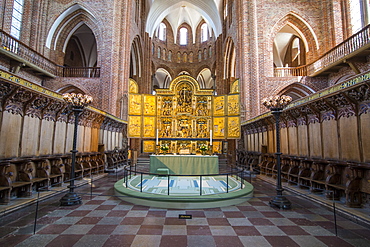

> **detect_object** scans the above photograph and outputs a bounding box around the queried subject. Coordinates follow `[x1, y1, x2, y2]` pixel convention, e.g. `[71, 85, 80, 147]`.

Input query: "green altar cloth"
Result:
[149, 155, 219, 175]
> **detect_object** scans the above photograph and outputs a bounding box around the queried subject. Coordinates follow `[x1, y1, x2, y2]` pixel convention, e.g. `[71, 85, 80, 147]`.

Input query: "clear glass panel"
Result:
[349, 0, 363, 33]
[179, 28, 187, 45]
[201, 23, 208, 42]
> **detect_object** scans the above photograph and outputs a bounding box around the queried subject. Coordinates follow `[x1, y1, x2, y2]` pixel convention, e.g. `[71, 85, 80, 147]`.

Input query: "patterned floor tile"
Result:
[0, 173, 369, 247]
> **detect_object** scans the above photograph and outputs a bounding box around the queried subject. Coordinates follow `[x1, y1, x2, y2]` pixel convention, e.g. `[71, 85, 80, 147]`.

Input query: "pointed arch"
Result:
[277, 82, 316, 101]
[46, 4, 101, 50]
[271, 12, 319, 64]
[130, 36, 143, 78]
[56, 84, 88, 95]
[224, 37, 236, 80]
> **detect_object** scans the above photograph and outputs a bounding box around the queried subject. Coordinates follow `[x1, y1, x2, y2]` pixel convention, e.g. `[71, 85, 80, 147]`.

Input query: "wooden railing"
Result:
[274, 24, 370, 77]
[60, 66, 101, 77]
[274, 66, 307, 77]
[0, 30, 100, 78]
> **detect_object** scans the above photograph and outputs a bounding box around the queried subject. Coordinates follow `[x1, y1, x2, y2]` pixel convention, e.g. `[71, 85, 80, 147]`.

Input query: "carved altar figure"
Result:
[177, 84, 193, 114]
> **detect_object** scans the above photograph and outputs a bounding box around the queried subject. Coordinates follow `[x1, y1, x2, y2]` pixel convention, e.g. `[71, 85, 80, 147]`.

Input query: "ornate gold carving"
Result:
[143, 95, 156, 115]
[213, 117, 225, 138]
[227, 94, 240, 116]
[128, 116, 141, 137]
[213, 141, 222, 154]
[143, 140, 156, 153]
[176, 82, 193, 114]
[213, 96, 225, 116]
[129, 79, 138, 93]
[228, 117, 240, 138]
[143, 116, 155, 137]
[230, 79, 239, 93]
[129, 94, 142, 115]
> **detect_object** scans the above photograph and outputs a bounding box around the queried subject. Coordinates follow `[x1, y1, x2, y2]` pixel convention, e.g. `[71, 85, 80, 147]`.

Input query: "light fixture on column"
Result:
[60, 93, 93, 206]
[262, 95, 292, 209]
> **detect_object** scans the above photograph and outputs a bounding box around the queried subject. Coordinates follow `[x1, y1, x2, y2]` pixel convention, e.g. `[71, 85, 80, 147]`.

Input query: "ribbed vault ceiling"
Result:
[146, 0, 222, 43]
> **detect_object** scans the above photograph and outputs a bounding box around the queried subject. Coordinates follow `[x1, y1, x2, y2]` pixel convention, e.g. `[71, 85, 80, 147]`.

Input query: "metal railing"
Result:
[0, 30, 100, 78]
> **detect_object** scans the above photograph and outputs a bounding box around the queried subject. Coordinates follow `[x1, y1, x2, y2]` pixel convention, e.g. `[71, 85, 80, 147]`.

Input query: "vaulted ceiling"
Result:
[146, 0, 222, 43]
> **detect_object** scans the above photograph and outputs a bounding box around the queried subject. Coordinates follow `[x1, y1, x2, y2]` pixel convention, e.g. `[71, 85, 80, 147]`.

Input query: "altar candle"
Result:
[210, 130, 213, 145]
[156, 129, 159, 145]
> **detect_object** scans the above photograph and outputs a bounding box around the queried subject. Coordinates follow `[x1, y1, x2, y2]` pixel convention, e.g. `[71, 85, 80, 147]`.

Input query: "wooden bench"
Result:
[0, 161, 12, 204]
[297, 158, 312, 189]
[7, 160, 32, 198]
[45, 157, 64, 186]
[309, 159, 327, 193]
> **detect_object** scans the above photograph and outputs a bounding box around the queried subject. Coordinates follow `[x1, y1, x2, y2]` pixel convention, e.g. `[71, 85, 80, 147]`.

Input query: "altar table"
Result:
[149, 155, 219, 175]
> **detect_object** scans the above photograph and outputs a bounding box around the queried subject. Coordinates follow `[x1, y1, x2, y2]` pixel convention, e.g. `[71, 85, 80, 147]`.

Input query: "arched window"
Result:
[179, 27, 188, 45]
[201, 23, 209, 42]
[158, 22, 166, 41]
[10, 0, 24, 39]
[157, 47, 161, 59]
[162, 48, 166, 60]
[349, 0, 363, 33]
[168, 51, 172, 61]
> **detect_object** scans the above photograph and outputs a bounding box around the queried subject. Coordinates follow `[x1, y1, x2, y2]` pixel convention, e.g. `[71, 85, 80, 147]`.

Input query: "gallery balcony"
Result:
[0, 29, 100, 78]
[274, 24, 370, 77]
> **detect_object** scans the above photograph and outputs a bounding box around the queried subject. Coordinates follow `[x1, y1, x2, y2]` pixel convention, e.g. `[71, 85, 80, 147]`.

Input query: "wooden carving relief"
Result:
[143, 95, 156, 116]
[213, 117, 225, 138]
[143, 116, 155, 137]
[228, 117, 240, 138]
[129, 94, 142, 115]
[227, 94, 240, 116]
[128, 116, 141, 137]
[213, 96, 225, 116]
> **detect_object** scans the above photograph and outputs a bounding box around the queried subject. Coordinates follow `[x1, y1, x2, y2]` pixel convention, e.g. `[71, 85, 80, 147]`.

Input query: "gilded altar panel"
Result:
[143, 95, 156, 115]
[213, 141, 222, 154]
[213, 96, 225, 116]
[129, 79, 139, 93]
[128, 116, 141, 137]
[230, 79, 239, 94]
[213, 117, 225, 138]
[227, 117, 240, 138]
[143, 116, 155, 137]
[227, 94, 240, 116]
[129, 94, 142, 115]
[143, 140, 156, 153]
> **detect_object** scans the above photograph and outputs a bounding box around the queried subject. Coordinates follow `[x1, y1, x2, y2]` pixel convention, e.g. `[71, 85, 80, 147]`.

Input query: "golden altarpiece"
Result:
[128, 75, 240, 154]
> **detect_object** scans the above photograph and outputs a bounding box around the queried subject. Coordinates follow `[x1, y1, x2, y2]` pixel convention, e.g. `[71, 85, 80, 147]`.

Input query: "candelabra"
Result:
[262, 95, 292, 209]
[60, 93, 93, 206]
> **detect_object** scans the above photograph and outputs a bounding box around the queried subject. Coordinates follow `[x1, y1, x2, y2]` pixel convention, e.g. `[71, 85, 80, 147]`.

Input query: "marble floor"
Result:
[0, 171, 369, 247]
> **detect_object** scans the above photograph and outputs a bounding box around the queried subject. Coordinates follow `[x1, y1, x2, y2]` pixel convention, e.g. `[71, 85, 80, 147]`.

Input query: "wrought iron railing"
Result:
[274, 24, 370, 77]
[0, 30, 100, 78]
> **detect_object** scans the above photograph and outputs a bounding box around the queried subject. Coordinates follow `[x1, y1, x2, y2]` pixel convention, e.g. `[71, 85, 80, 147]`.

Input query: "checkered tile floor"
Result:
[0, 172, 369, 247]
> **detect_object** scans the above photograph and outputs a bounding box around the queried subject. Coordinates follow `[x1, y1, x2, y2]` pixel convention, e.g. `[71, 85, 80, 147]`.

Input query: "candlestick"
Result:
[156, 129, 159, 145]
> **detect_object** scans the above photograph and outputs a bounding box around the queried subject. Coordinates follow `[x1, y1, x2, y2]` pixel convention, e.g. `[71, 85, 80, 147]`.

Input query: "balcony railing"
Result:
[59, 66, 101, 77]
[274, 66, 307, 77]
[274, 24, 370, 77]
[0, 30, 100, 78]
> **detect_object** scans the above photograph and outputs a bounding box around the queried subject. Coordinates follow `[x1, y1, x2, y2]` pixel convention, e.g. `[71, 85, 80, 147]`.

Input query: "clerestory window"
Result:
[201, 23, 209, 42]
[10, 0, 24, 39]
[179, 27, 188, 45]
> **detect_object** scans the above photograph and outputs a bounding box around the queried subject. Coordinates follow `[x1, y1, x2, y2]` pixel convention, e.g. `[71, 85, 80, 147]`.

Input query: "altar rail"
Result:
[236, 150, 369, 208]
[123, 164, 246, 196]
[0, 151, 125, 204]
